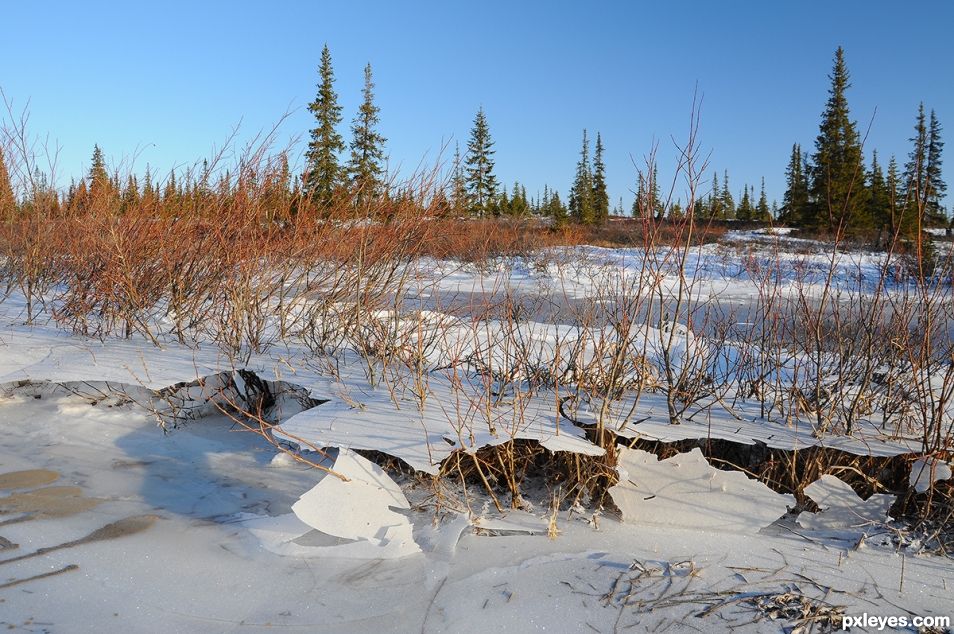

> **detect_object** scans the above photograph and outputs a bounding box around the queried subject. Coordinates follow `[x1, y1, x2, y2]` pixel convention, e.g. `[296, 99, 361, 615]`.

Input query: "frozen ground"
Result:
[1, 239, 953, 632]
[1, 385, 952, 633]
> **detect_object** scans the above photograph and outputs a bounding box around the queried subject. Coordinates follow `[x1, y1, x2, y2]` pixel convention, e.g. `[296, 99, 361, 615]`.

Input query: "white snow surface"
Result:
[910, 456, 954, 493]
[1, 387, 952, 633]
[610, 448, 794, 533]
[289, 448, 420, 557]
[1, 243, 953, 630]
[800, 474, 896, 531]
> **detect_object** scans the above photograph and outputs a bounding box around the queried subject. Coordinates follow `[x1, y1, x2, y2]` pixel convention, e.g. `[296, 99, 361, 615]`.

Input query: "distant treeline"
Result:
[0, 46, 946, 243]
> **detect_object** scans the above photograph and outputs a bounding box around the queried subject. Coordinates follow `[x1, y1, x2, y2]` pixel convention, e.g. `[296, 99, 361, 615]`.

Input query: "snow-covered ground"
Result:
[1, 239, 953, 632]
[1, 384, 952, 633]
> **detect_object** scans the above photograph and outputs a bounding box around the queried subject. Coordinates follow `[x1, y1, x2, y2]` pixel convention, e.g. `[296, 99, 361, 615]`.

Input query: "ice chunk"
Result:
[909, 457, 952, 494]
[609, 448, 793, 533]
[291, 449, 420, 555]
[799, 474, 894, 530]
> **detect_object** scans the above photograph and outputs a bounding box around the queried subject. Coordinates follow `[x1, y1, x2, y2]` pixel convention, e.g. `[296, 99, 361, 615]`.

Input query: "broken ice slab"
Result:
[799, 474, 894, 531]
[609, 447, 793, 533]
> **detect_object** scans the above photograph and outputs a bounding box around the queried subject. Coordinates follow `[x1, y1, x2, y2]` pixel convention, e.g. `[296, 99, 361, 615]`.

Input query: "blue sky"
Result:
[1, 1, 951, 210]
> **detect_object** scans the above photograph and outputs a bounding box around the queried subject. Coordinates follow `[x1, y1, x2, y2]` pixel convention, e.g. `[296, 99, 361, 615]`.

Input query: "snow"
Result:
[609, 447, 794, 533]
[1, 240, 953, 631]
[0, 375, 951, 632]
[799, 474, 895, 531]
[288, 449, 421, 557]
[910, 456, 953, 493]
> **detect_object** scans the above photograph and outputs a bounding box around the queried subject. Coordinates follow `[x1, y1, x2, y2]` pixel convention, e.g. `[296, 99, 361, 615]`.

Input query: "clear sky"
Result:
[1, 1, 951, 210]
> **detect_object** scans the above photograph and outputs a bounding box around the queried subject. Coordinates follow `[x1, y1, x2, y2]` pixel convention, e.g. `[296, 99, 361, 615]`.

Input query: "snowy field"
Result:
[1, 234, 953, 632]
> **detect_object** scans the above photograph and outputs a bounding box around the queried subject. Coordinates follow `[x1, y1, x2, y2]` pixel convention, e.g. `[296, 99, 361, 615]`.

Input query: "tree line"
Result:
[778, 47, 947, 242]
[0, 45, 946, 240]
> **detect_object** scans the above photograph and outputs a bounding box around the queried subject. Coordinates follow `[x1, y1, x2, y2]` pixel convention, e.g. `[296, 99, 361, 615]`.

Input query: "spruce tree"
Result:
[0, 149, 14, 220]
[631, 166, 662, 219]
[902, 104, 929, 236]
[780, 144, 809, 225]
[141, 166, 157, 214]
[756, 178, 771, 221]
[508, 181, 529, 216]
[348, 63, 387, 209]
[708, 172, 723, 219]
[163, 170, 179, 215]
[886, 156, 906, 237]
[495, 186, 510, 216]
[649, 165, 663, 219]
[720, 170, 735, 219]
[867, 150, 891, 235]
[569, 129, 595, 224]
[88, 144, 108, 184]
[592, 132, 609, 224]
[464, 107, 498, 217]
[632, 173, 645, 218]
[547, 190, 568, 228]
[121, 174, 140, 215]
[925, 109, 946, 225]
[808, 47, 870, 234]
[88, 144, 113, 208]
[449, 142, 467, 215]
[305, 44, 345, 207]
[669, 200, 684, 221]
[736, 185, 753, 221]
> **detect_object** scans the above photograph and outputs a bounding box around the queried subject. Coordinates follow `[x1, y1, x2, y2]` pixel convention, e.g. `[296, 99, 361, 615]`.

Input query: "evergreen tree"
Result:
[632, 175, 644, 218]
[669, 200, 684, 221]
[808, 47, 870, 234]
[263, 154, 292, 222]
[780, 144, 809, 225]
[464, 107, 498, 216]
[121, 174, 140, 215]
[693, 198, 707, 220]
[755, 178, 771, 221]
[592, 132, 609, 224]
[449, 142, 467, 215]
[67, 179, 87, 213]
[348, 63, 387, 208]
[141, 166, 157, 215]
[569, 129, 595, 224]
[0, 149, 14, 220]
[736, 184, 754, 221]
[867, 150, 891, 235]
[88, 144, 108, 185]
[163, 170, 179, 215]
[547, 190, 568, 228]
[25, 169, 59, 216]
[88, 144, 113, 209]
[707, 172, 723, 219]
[632, 166, 663, 219]
[649, 165, 663, 219]
[304, 44, 345, 207]
[901, 104, 931, 237]
[507, 181, 529, 216]
[720, 170, 735, 219]
[886, 156, 906, 237]
[925, 109, 946, 225]
[903, 104, 927, 203]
